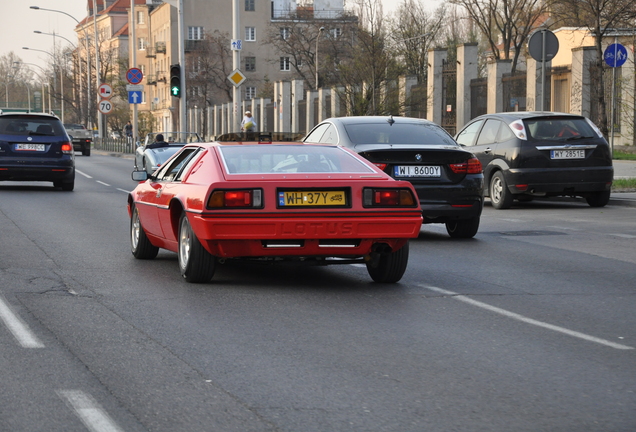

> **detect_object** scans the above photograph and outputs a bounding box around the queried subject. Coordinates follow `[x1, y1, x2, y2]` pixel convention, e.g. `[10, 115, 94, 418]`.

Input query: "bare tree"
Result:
[186, 31, 236, 138]
[387, 0, 446, 83]
[449, 0, 548, 72]
[548, 0, 636, 136]
[263, 16, 357, 90]
[335, 0, 392, 115]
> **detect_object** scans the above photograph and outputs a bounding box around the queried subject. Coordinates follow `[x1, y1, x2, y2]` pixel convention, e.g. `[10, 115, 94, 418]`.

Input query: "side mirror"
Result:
[131, 170, 148, 182]
[135, 140, 142, 147]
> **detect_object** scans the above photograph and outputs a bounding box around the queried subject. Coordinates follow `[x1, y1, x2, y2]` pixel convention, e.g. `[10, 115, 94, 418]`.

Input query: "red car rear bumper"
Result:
[190, 213, 422, 258]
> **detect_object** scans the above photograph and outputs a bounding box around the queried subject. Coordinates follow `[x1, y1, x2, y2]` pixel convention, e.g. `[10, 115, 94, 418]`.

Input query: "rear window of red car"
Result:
[218, 145, 377, 174]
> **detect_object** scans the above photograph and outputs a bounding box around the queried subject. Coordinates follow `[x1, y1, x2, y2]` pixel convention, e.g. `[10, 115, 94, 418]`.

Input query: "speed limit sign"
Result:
[98, 99, 113, 115]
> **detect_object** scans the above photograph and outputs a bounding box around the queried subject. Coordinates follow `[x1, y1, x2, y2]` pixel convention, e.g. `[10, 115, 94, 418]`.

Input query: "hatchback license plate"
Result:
[279, 190, 346, 206]
[16, 143, 46, 151]
[394, 165, 441, 177]
[551, 149, 585, 159]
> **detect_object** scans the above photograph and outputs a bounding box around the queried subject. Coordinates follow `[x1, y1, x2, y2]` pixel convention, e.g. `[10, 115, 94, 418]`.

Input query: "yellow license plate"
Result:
[279, 190, 346, 206]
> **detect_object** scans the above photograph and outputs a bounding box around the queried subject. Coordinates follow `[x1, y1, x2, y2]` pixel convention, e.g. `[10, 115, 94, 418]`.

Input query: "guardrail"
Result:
[93, 137, 135, 154]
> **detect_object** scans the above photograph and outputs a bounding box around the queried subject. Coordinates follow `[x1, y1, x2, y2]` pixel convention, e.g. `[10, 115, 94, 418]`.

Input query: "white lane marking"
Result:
[76, 169, 93, 179]
[116, 188, 131, 194]
[96, 181, 111, 187]
[547, 225, 582, 231]
[0, 297, 45, 348]
[610, 233, 636, 239]
[57, 390, 125, 432]
[419, 284, 634, 350]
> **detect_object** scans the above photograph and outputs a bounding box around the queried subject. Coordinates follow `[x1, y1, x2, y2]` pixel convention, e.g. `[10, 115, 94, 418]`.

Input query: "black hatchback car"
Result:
[0, 112, 75, 191]
[455, 112, 613, 209]
[304, 116, 484, 238]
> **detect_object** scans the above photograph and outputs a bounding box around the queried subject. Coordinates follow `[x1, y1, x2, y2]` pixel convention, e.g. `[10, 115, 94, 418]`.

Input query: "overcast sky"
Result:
[1, 0, 88, 70]
[1, 0, 406, 72]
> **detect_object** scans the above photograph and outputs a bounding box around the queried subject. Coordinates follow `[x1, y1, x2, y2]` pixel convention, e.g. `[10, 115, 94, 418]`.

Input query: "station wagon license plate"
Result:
[551, 150, 585, 159]
[279, 190, 346, 206]
[15, 143, 46, 151]
[394, 165, 441, 177]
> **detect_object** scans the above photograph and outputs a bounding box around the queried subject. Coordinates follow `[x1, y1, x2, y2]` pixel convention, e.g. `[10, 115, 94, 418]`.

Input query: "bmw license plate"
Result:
[279, 190, 346, 206]
[15, 143, 46, 151]
[551, 150, 585, 159]
[394, 165, 441, 177]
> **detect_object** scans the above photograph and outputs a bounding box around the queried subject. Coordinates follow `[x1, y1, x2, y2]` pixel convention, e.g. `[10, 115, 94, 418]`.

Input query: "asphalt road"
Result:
[0, 153, 635, 432]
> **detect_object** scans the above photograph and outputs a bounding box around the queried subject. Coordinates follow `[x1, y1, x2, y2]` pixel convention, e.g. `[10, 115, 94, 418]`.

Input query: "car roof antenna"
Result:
[387, 115, 395, 126]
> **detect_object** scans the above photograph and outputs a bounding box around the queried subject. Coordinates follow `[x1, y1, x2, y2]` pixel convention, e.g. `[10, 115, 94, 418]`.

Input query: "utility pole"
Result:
[232, 0, 240, 131]
[178, 0, 187, 132]
[131, 0, 138, 143]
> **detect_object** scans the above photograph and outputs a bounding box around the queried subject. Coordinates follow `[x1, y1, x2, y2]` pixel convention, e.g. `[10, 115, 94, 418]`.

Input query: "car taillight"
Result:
[373, 163, 387, 171]
[509, 120, 528, 140]
[61, 142, 73, 154]
[208, 189, 262, 208]
[449, 157, 482, 174]
[363, 188, 416, 207]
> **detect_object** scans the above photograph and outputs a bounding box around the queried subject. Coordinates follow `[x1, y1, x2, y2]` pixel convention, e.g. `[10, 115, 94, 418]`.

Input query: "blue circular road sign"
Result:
[604, 43, 628, 68]
[126, 68, 144, 84]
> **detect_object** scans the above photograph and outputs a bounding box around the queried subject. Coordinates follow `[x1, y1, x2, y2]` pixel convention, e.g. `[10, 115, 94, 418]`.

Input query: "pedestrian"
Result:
[241, 111, 257, 132]
[124, 121, 133, 145]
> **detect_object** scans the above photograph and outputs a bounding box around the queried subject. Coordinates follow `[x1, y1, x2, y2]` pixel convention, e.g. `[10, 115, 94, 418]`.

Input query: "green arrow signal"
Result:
[171, 86, 180, 96]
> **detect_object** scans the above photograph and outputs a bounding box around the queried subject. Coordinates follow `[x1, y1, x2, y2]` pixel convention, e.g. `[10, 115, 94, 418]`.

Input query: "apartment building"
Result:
[130, 0, 348, 132]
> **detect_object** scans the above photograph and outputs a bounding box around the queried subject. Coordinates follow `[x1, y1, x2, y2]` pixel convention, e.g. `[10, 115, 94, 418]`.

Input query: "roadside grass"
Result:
[613, 151, 636, 161]
[613, 178, 636, 191]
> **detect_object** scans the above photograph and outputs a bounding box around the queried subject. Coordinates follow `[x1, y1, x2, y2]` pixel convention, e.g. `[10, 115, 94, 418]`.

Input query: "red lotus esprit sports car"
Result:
[128, 140, 423, 283]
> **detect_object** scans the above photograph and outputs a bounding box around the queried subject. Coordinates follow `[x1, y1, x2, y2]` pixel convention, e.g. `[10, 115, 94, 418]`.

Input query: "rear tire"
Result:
[366, 242, 410, 283]
[586, 190, 610, 207]
[446, 216, 480, 239]
[490, 171, 513, 209]
[131, 204, 159, 259]
[178, 212, 215, 283]
[54, 180, 74, 191]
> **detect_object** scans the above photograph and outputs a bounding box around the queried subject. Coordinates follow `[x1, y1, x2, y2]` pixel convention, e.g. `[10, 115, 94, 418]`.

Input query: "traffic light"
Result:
[170, 64, 181, 98]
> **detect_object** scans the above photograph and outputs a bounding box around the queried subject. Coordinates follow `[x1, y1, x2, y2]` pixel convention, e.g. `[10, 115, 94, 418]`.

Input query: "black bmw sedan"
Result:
[304, 116, 484, 238]
[455, 112, 613, 209]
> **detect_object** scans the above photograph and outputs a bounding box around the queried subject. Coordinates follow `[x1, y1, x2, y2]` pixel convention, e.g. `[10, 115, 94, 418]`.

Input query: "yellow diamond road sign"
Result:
[228, 69, 247, 87]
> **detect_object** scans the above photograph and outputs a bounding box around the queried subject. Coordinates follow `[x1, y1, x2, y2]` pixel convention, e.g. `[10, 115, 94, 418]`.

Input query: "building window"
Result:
[329, 28, 342, 38]
[245, 57, 256, 72]
[280, 57, 290, 71]
[245, 0, 255, 11]
[245, 27, 256, 41]
[188, 26, 204, 40]
[136, 11, 144, 25]
[245, 86, 256, 100]
[280, 27, 291, 40]
[138, 37, 147, 50]
[296, 58, 302, 67]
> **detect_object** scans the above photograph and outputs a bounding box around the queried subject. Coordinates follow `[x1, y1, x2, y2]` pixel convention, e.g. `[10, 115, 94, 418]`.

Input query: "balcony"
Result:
[155, 41, 166, 54]
[145, 47, 155, 58]
[146, 75, 157, 85]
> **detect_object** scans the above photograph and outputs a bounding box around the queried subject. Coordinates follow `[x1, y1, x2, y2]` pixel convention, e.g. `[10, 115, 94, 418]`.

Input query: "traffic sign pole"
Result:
[603, 42, 628, 156]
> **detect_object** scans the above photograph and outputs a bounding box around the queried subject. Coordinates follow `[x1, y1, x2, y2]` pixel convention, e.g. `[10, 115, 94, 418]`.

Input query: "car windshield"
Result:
[146, 132, 201, 144]
[344, 122, 457, 146]
[525, 117, 596, 140]
[64, 124, 85, 130]
[1, 116, 65, 136]
[218, 145, 377, 174]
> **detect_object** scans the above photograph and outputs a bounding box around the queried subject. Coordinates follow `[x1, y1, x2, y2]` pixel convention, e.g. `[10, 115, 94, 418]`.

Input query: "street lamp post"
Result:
[14, 61, 49, 112]
[23, 47, 63, 121]
[30, 6, 91, 128]
[315, 27, 325, 90]
[35, 30, 82, 122]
